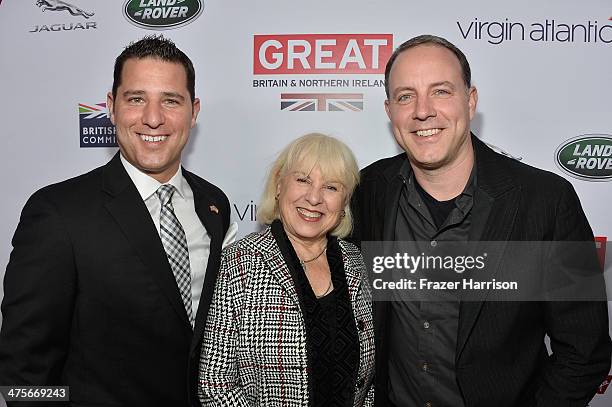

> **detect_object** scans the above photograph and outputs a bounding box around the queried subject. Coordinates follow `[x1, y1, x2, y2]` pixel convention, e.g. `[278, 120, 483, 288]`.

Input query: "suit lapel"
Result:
[262, 227, 302, 308]
[372, 155, 405, 389]
[381, 157, 406, 241]
[456, 136, 521, 361]
[102, 154, 191, 327]
[184, 170, 226, 351]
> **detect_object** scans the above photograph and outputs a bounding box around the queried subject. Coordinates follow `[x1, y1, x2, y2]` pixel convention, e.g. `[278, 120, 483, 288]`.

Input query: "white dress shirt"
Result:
[120, 155, 237, 322]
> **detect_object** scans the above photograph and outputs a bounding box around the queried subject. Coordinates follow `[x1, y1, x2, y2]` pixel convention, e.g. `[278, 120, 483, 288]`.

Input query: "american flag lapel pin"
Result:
[209, 205, 219, 214]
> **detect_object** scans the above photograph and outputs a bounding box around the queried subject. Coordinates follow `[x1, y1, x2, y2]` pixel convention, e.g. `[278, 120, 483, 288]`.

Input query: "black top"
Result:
[271, 220, 359, 407]
[414, 179, 457, 229]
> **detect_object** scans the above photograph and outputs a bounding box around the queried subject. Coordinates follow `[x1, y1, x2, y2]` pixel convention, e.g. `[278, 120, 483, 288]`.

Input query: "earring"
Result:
[341, 210, 346, 218]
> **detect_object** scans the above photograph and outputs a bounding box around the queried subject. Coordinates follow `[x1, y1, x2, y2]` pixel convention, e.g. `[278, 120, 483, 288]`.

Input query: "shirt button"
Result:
[423, 321, 430, 329]
[430, 240, 437, 247]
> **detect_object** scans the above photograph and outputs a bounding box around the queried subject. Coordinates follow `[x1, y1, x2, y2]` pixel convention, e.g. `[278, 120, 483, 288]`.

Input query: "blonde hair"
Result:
[257, 133, 359, 238]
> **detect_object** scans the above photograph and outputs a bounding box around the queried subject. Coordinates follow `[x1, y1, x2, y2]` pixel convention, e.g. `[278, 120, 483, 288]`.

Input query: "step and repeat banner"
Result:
[0, 0, 611, 403]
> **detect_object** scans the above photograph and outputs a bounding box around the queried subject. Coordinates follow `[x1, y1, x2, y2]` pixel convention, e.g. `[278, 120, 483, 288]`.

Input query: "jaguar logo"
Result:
[35, 0, 94, 19]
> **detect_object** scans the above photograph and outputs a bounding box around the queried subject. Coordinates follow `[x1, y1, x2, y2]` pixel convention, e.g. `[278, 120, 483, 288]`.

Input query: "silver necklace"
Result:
[300, 246, 327, 264]
[299, 248, 333, 298]
[301, 260, 334, 299]
[314, 278, 333, 298]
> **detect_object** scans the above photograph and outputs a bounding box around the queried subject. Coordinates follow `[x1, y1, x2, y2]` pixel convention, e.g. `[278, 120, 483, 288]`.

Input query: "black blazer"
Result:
[0, 153, 230, 407]
[351, 135, 611, 407]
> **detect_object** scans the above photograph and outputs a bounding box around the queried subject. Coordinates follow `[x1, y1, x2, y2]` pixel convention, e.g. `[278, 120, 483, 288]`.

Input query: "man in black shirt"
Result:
[351, 34, 611, 407]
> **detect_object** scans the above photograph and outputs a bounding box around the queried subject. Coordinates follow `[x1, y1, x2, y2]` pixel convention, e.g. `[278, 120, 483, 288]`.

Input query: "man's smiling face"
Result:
[107, 57, 200, 183]
[385, 44, 477, 172]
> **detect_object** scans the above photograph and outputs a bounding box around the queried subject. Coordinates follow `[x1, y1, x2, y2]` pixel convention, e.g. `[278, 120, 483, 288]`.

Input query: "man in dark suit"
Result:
[0, 36, 235, 406]
[351, 34, 611, 407]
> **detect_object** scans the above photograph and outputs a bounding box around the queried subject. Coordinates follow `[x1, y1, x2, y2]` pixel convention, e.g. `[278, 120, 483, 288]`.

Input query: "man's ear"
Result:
[107, 92, 116, 125]
[384, 99, 391, 121]
[468, 86, 478, 121]
[191, 97, 201, 128]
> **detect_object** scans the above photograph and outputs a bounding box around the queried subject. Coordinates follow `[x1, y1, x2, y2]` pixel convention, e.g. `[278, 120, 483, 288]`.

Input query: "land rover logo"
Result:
[555, 134, 612, 181]
[124, 0, 203, 30]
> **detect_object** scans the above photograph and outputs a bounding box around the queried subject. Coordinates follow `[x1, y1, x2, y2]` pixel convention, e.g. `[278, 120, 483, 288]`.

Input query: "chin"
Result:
[293, 224, 326, 239]
[295, 227, 323, 238]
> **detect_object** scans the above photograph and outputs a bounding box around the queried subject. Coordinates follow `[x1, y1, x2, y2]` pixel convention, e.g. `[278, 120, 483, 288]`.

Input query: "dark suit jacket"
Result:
[0, 153, 231, 407]
[351, 135, 611, 407]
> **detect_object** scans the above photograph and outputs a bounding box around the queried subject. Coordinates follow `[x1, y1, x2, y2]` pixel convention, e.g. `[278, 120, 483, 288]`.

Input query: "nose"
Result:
[142, 101, 164, 128]
[412, 95, 436, 121]
[305, 184, 323, 205]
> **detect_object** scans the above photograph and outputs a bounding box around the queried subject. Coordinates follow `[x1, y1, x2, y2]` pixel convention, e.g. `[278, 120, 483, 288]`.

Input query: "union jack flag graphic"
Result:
[79, 101, 116, 148]
[280, 93, 363, 112]
[79, 102, 109, 119]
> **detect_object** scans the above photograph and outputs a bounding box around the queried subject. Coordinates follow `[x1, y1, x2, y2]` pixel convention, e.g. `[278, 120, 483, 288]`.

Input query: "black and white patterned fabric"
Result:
[198, 225, 375, 406]
[157, 184, 194, 326]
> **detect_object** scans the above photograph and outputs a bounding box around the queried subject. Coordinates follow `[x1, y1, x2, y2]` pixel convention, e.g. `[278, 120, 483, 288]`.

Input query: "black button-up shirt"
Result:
[388, 159, 479, 407]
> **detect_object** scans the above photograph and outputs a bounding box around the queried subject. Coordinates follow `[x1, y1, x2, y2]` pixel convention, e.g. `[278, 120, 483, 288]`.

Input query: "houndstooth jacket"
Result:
[198, 225, 375, 406]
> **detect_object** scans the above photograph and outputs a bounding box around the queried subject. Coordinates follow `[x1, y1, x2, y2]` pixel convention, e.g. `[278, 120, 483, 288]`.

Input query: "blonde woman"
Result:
[199, 134, 374, 406]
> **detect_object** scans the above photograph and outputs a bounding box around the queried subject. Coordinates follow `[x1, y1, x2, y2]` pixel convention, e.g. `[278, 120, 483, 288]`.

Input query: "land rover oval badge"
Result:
[124, 0, 203, 30]
[555, 134, 612, 181]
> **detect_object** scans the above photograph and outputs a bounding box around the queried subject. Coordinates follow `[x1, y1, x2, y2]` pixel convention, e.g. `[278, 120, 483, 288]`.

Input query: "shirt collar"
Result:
[119, 154, 185, 201]
[398, 151, 478, 198]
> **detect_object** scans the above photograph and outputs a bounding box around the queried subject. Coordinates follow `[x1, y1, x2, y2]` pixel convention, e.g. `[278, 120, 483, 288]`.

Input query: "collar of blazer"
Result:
[373, 134, 519, 198]
[101, 153, 224, 248]
[259, 225, 362, 307]
[472, 134, 520, 200]
[374, 134, 522, 241]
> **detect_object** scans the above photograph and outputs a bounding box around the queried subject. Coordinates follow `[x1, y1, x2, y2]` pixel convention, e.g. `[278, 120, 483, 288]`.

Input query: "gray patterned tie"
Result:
[156, 185, 194, 326]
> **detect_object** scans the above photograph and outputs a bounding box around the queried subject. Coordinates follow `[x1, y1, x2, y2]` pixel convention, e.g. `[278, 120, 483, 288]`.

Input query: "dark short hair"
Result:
[112, 35, 196, 103]
[384, 34, 471, 98]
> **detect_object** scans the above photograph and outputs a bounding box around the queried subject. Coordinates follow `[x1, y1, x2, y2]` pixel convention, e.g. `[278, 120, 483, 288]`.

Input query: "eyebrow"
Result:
[391, 81, 456, 97]
[430, 81, 455, 89]
[291, 171, 343, 184]
[326, 179, 344, 186]
[121, 90, 186, 101]
[121, 90, 145, 97]
[161, 92, 185, 101]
